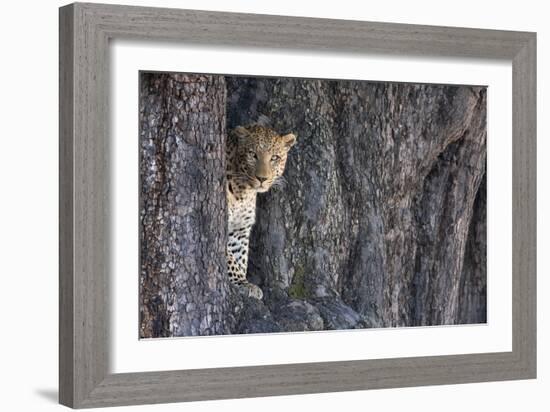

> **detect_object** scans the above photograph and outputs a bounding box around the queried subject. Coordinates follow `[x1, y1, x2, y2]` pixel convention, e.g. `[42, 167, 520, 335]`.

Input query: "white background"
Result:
[0, 0, 547, 411]
[111, 43, 512, 373]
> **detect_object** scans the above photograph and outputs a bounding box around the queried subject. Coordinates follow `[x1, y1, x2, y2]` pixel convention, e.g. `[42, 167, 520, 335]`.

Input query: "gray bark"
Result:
[226, 76, 487, 330]
[457, 175, 487, 324]
[139, 73, 230, 338]
[139, 73, 487, 337]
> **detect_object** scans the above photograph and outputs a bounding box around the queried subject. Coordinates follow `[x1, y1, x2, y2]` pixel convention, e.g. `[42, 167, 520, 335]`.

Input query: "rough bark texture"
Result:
[139, 73, 230, 338]
[226, 77, 487, 331]
[457, 175, 487, 324]
[139, 73, 487, 337]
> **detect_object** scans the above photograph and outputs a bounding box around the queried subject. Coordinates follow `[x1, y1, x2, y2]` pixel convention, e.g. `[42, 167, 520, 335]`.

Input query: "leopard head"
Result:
[230, 124, 296, 193]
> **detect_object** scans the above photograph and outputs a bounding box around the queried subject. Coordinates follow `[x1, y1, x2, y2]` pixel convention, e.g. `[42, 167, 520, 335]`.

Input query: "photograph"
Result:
[138, 72, 487, 338]
[1, 0, 542, 409]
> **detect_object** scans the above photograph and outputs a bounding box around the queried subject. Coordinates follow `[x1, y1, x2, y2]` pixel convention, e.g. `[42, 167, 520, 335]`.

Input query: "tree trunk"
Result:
[457, 175, 487, 324]
[226, 77, 487, 330]
[139, 73, 230, 338]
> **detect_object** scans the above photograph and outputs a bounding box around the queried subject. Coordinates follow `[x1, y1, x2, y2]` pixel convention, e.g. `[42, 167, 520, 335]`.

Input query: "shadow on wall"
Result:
[34, 389, 58, 404]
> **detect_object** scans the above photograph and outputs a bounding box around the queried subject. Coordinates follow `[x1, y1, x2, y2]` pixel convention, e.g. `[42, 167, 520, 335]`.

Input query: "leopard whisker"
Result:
[272, 177, 287, 188]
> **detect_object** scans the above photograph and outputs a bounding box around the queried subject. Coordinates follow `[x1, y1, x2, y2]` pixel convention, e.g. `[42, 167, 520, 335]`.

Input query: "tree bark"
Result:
[457, 175, 487, 324]
[226, 77, 487, 330]
[139, 73, 230, 338]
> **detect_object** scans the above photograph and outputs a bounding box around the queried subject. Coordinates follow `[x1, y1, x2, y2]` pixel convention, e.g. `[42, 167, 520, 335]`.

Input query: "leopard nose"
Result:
[256, 176, 268, 184]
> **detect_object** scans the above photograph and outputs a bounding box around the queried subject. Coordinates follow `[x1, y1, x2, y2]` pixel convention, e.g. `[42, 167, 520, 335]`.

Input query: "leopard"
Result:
[226, 121, 296, 299]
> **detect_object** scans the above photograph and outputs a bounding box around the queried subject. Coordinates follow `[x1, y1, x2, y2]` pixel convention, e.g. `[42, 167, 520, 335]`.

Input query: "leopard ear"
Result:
[281, 133, 296, 148]
[233, 126, 249, 139]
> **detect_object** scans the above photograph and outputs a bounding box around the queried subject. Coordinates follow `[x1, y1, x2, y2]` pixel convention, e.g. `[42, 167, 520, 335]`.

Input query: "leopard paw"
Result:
[244, 282, 263, 300]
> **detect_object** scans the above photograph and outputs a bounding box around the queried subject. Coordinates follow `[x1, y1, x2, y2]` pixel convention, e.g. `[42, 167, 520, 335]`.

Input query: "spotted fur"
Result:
[226, 123, 296, 299]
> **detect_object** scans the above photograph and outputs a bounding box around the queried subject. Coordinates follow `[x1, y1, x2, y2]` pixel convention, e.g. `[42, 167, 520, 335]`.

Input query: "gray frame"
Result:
[59, 2, 536, 408]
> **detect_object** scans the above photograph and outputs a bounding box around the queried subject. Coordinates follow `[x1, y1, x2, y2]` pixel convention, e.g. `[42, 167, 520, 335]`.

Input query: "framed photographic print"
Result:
[59, 2, 536, 408]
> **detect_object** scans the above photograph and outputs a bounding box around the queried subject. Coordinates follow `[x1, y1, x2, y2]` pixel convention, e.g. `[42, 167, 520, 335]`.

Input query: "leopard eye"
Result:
[271, 155, 281, 162]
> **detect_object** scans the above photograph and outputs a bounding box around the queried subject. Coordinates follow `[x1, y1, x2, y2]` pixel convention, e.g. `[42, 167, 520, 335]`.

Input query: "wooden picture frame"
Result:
[59, 2, 536, 408]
